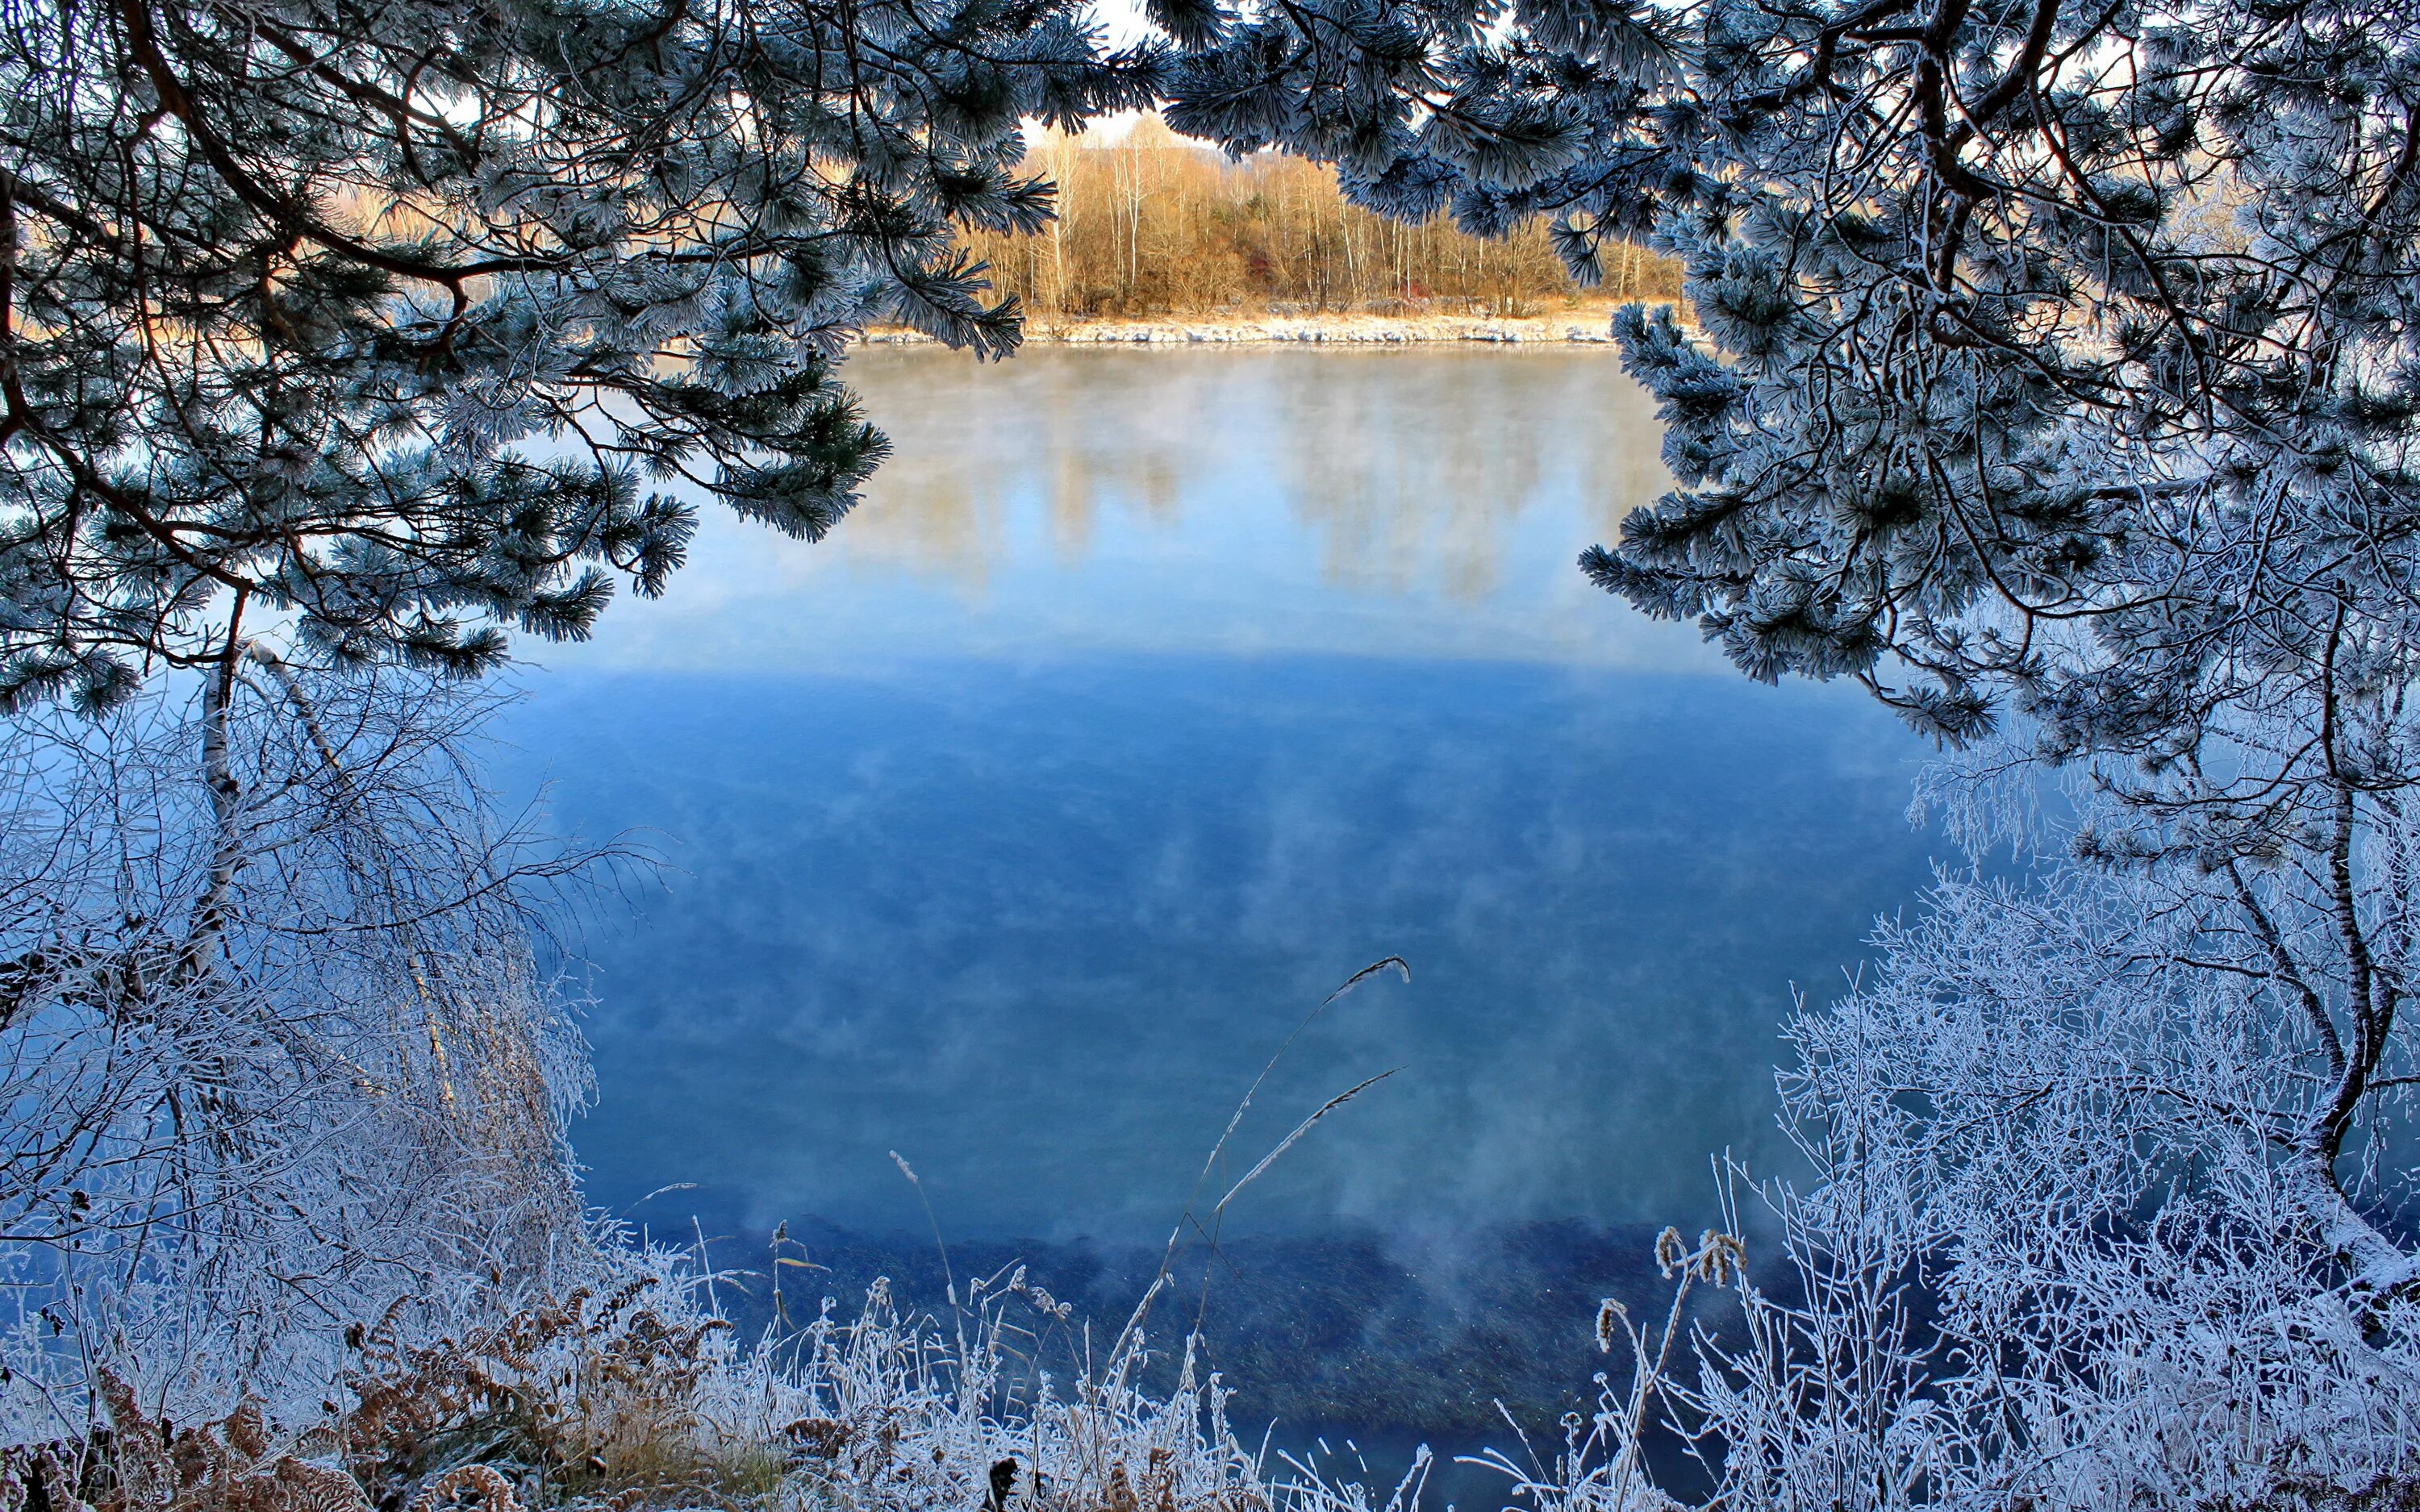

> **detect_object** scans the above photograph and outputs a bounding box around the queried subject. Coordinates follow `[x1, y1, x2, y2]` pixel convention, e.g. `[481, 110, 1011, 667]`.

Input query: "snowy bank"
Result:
[857, 309, 1687, 347]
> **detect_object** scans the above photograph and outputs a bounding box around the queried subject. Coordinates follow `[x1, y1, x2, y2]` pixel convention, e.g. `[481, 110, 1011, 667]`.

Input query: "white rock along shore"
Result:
[858, 307, 1684, 347]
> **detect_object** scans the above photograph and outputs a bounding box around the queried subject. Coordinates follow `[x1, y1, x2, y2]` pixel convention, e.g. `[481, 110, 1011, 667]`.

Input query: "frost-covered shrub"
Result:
[0, 668, 597, 1422]
[0, 1231, 1423, 1512]
[1597, 803, 2420, 1512]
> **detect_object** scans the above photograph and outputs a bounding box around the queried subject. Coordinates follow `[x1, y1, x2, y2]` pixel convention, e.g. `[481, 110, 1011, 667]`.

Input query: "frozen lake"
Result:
[496, 344, 1935, 1256]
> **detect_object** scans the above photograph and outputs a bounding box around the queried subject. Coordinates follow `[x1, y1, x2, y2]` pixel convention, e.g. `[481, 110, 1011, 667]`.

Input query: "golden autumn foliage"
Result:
[963, 119, 1682, 319]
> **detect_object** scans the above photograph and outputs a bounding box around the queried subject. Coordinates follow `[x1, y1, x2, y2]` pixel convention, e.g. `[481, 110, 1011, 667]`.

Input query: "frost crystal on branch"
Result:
[0, 671, 599, 1407]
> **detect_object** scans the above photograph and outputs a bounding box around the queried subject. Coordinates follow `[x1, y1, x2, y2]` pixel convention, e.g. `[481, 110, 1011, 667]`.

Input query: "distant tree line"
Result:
[963, 119, 1684, 319]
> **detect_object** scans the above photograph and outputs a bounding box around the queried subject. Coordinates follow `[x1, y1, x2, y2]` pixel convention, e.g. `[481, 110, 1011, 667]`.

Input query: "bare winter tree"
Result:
[0, 661, 601, 1418]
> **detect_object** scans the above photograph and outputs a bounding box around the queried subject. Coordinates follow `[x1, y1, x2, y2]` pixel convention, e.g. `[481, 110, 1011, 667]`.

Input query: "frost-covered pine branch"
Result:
[0, 0, 1162, 706]
[1164, 0, 2420, 750]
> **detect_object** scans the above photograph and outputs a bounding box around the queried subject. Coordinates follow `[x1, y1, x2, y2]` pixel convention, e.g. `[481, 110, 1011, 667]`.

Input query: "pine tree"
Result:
[0, 0, 1159, 706]
[1166, 0, 2420, 751]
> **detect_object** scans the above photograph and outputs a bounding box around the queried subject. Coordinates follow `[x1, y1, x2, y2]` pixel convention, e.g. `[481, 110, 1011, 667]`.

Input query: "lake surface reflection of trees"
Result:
[567, 349, 1695, 673]
[843, 348, 1671, 606]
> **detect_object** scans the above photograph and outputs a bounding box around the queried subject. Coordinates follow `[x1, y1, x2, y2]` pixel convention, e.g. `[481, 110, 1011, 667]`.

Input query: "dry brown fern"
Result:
[231, 1460, 380, 1512]
[1143, 1448, 1178, 1512]
[333, 1281, 728, 1510]
[776, 1419, 848, 1462]
[401, 1467, 517, 1512]
[0, 1369, 494, 1512]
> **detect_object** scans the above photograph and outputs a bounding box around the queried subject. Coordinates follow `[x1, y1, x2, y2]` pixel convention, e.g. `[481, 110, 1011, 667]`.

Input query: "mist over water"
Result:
[492, 348, 1937, 1434]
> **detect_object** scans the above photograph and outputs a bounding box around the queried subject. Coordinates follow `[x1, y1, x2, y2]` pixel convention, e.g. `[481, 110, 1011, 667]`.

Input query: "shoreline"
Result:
[862, 306, 1684, 347]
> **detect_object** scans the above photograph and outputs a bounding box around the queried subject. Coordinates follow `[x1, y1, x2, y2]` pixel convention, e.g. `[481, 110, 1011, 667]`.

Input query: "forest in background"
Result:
[963, 118, 1684, 319]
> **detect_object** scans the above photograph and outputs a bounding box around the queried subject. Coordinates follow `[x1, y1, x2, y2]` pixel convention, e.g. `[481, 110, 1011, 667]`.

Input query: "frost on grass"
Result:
[0, 1243, 1421, 1512]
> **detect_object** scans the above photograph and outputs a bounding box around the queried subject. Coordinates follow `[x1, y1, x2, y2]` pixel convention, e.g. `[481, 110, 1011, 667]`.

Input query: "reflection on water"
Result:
[837, 350, 1667, 604]
[566, 349, 1705, 673]
[501, 348, 1934, 1249]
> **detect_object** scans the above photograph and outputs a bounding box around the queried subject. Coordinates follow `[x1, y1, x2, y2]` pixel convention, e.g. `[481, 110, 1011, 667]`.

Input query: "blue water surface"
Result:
[494, 347, 1937, 1248]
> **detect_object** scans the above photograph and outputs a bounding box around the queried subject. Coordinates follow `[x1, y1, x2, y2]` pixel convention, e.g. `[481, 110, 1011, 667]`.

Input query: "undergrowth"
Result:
[0, 1246, 1430, 1512]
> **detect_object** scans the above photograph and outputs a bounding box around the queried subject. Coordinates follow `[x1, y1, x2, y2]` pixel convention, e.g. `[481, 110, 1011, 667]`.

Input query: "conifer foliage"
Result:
[0, 0, 1158, 707]
[1166, 0, 2420, 745]
[1166, 0, 2420, 1498]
